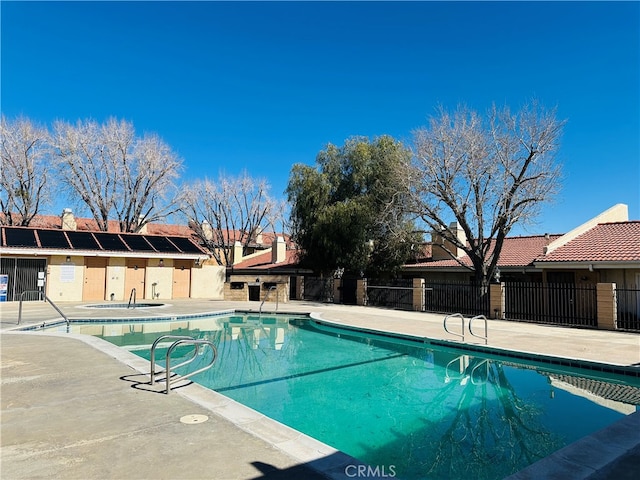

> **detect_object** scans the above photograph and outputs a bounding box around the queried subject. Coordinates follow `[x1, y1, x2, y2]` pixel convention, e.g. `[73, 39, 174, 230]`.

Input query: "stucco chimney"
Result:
[271, 236, 286, 264]
[431, 222, 466, 260]
[137, 215, 148, 234]
[449, 222, 467, 258]
[201, 220, 213, 242]
[252, 226, 263, 245]
[61, 208, 77, 231]
[232, 241, 243, 265]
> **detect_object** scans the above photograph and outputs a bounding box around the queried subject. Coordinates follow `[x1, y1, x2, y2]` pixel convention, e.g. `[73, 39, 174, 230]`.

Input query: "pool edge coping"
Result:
[309, 313, 640, 378]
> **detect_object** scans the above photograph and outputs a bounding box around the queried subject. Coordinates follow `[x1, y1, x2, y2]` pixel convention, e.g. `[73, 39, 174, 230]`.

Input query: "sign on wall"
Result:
[0, 274, 8, 302]
[60, 264, 75, 283]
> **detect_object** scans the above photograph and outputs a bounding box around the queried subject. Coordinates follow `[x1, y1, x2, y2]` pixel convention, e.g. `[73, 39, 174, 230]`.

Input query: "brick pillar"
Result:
[333, 279, 342, 304]
[596, 283, 617, 330]
[356, 278, 367, 306]
[413, 278, 425, 311]
[490, 283, 505, 319]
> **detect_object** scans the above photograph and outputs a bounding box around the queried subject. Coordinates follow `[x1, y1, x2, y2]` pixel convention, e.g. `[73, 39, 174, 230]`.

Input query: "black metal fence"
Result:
[616, 286, 640, 331]
[504, 282, 597, 327]
[0, 257, 48, 301]
[424, 281, 489, 316]
[303, 277, 334, 303]
[366, 279, 414, 311]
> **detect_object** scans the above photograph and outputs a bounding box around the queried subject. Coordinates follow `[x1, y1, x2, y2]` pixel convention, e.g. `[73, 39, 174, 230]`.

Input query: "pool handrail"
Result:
[164, 339, 217, 394]
[17, 290, 69, 326]
[127, 288, 136, 309]
[469, 314, 488, 345]
[149, 335, 195, 385]
[259, 285, 278, 315]
[443, 313, 465, 341]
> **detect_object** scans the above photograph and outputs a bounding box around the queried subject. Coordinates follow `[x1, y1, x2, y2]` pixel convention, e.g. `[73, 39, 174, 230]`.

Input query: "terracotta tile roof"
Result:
[405, 234, 562, 269]
[536, 221, 640, 263]
[233, 249, 299, 270]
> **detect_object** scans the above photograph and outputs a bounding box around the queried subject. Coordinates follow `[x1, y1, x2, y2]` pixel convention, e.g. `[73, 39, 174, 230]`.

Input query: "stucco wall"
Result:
[46, 255, 84, 301]
[191, 263, 225, 299]
[41, 255, 224, 302]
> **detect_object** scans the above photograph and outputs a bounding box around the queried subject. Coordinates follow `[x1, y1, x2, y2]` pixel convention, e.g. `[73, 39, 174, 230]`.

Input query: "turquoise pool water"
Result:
[66, 314, 639, 479]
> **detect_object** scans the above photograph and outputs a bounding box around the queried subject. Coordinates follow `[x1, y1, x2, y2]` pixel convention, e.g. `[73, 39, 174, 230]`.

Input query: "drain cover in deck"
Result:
[180, 414, 209, 424]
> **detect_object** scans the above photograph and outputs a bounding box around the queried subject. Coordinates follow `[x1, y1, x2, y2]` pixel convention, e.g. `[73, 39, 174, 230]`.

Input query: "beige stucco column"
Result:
[333, 279, 342, 304]
[490, 283, 505, 319]
[356, 278, 367, 306]
[412, 278, 425, 312]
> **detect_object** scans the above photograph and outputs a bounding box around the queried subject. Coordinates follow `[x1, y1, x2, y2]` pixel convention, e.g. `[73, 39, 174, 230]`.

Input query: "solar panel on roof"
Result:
[3, 228, 39, 247]
[167, 236, 203, 253]
[93, 232, 129, 251]
[66, 231, 101, 250]
[144, 235, 181, 253]
[37, 230, 72, 249]
[121, 234, 156, 252]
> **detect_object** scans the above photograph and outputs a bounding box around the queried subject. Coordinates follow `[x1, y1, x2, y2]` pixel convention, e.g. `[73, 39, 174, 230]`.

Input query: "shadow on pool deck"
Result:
[1, 299, 639, 479]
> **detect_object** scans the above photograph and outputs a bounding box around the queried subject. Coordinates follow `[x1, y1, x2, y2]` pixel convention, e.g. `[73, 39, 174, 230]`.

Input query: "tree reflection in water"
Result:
[418, 355, 563, 479]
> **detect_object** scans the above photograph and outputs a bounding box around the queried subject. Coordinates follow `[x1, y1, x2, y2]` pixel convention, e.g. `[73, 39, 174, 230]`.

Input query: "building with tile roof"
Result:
[403, 234, 562, 282]
[0, 209, 300, 304]
[534, 221, 640, 286]
[402, 204, 639, 287]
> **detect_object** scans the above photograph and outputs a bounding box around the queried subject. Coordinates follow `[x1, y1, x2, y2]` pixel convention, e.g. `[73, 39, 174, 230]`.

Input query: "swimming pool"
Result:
[43, 314, 640, 479]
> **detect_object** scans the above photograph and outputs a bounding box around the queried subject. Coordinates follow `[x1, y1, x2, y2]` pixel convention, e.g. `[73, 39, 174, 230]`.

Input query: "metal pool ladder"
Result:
[469, 314, 488, 345]
[259, 285, 278, 315]
[149, 335, 217, 394]
[443, 313, 488, 344]
[443, 313, 466, 341]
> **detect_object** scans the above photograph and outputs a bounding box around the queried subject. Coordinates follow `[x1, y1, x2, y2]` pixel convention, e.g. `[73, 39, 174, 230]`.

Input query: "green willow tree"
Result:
[286, 136, 421, 277]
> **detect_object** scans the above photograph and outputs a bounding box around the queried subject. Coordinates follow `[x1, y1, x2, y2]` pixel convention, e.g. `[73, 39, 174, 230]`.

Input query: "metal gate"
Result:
[504, 282, 597, 327]
[367, 278, 413, 310]
[340, 277, 358, 305]
[303, 277, 334, 302]
[0, 257, 48, 301]
[424, 281, 489, 316]
[616, 286, 640, 331]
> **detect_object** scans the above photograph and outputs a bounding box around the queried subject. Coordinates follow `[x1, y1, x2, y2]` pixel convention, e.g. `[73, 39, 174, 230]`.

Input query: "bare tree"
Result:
[180, 173, 275, 265]
[0, 115, 53, 226]
[51, 118, 182, 232]
[265, 198, 290, 237]
[407, 101, 565, 286]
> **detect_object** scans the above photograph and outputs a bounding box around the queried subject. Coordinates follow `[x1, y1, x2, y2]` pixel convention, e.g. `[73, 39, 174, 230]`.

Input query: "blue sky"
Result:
[2, 1, 639, 236]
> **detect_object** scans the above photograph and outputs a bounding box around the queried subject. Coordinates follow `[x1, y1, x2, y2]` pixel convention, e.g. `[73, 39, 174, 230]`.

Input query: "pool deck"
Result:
[1, 299, 639, 479]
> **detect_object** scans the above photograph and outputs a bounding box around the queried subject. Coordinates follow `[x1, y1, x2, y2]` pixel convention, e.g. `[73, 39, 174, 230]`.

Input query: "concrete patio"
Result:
[1, 299, 639, 479]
